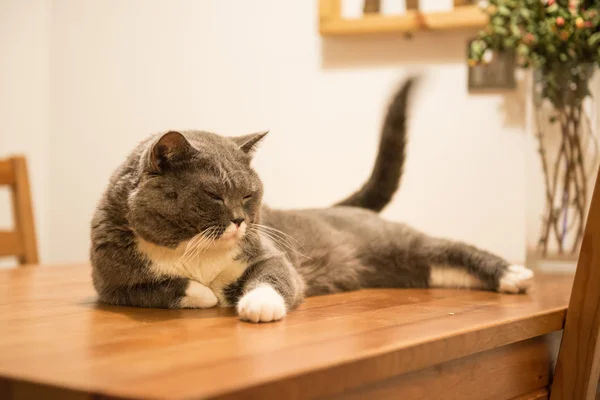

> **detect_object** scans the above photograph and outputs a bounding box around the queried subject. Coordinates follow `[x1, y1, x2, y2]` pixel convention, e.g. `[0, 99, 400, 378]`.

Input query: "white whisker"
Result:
[250, 225, 301, 253]
[179, 227, 216, 264]
[195, 230, 218, 256]
[250, 226, 312, 260]
[252, 224, 301, 245]
[181, 235, 210, 264]
[181, 231, 208, 259]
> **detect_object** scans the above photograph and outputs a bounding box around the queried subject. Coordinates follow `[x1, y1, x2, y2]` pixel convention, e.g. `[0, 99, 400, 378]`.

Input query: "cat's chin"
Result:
[216, 235, 239, 245]
[218, 222, 247, 243]
[208, 238, 241, 253]
[214, 233, 244, 248]
[213, 232, 245, 250]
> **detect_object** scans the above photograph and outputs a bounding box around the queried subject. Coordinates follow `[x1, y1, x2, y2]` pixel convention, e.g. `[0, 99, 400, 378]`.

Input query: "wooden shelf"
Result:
[319, 1, 488, 36]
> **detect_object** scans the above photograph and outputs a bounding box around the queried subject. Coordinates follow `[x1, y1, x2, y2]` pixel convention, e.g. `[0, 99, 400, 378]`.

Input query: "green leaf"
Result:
[492, 16, 505, 26]
[520, 8, 531, 18]
[517, 43, 530, 55]
[510, 24, 521, 36]
[498, 5, 511, 16]
[589, 32, 600, 46]
[494, 26, 509, 35]
[474, 0, 598, 103]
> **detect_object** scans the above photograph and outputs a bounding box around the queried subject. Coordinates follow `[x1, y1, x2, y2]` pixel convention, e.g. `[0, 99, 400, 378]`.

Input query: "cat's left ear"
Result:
[233, 130, 269, 155]
[148, 131, 195, 173]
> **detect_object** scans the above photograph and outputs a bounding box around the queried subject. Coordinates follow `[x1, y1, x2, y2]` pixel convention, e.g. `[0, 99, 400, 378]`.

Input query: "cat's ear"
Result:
[148, 131, 195, 172]
[233, 130, 269, 155]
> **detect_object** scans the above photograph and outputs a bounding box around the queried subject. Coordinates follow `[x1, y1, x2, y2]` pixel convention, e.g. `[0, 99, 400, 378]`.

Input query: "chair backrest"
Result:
[0, 155, 38, 265]
[551, 166, 600, 400]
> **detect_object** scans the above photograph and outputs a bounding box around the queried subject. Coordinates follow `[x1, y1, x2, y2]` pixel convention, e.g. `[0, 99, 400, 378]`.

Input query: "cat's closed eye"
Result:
[205, 191, 224, 203]
[166, 191, 178, 200]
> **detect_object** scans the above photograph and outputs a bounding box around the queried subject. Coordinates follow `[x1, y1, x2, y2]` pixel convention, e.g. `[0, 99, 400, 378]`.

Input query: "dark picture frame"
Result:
[467, 38, 517, 90]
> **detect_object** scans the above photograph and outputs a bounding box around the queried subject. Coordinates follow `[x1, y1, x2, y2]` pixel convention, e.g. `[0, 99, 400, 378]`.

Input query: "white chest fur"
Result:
[136, 237, 248, 305]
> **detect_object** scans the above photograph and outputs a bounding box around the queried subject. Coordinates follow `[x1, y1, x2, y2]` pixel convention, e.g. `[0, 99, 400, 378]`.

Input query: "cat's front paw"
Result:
[498, 265, 534, 294]
[237, 284, 287, 323]
[180, 281, 218, 308]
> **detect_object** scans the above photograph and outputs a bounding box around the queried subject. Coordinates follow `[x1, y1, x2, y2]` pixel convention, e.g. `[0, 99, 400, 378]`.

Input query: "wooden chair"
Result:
[551, 166, 600, 400]
[0, 155, 38, 265]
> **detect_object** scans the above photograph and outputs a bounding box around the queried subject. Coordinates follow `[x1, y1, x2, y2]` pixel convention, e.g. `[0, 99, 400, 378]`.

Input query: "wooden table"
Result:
[0, 265, 573, 400]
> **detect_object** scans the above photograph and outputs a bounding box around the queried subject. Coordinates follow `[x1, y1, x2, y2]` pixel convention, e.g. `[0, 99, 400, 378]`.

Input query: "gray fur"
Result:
[90, 78, 518, 316]
[91, 130, 268, 308]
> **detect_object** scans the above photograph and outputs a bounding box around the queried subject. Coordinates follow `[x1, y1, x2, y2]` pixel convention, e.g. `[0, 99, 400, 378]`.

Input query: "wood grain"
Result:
[10, 156, 38, 264]
[0, 231, 22, 257]
[0, 266, 573, 399]
[0, 155, 38, 265]
[319, 0, 340, 23]
[510, 388, 549, 400]
[0, 159, 14, 185]
[0, 378, 90, 400]
[331, 337, 552, 400]
[319, 5, 487, 36]
[551, 167, 600, 400]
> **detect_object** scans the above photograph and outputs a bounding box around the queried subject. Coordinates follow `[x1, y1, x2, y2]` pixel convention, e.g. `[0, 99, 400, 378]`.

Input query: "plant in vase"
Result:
[469, 0, 600, 258]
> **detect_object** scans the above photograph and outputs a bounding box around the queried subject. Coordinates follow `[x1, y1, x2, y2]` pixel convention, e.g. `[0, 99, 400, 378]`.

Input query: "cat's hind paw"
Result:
[180, 281, 218, 308]
[498, 264, 534, 294]
[237, 284, 286, 323]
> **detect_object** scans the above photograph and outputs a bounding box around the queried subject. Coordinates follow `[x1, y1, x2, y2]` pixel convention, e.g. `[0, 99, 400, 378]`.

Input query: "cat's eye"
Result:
[166, 192, 177, 200]
[243, 194, 253, 201]
[205, 191, 224, 203]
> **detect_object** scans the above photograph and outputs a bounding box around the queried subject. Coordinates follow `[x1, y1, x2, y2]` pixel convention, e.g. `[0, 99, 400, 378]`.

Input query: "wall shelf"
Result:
[319, 1, 488, 36]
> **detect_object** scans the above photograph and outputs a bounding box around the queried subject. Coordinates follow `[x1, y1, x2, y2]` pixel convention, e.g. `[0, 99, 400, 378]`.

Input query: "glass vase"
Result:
[527, 64, 598, 270]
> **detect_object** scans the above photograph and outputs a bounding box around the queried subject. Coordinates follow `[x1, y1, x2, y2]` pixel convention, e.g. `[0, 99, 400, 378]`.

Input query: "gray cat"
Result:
[91, 78, 533, 323]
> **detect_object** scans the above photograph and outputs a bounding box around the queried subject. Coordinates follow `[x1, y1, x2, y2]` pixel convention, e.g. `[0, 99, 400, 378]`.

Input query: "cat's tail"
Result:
[334, 76, 419, 212]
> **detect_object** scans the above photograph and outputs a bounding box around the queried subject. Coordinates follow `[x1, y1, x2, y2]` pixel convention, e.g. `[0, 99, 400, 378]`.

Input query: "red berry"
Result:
[556, 16, 565, 26]
[524, 33, 535, 44]
[548, 0, 555, 5]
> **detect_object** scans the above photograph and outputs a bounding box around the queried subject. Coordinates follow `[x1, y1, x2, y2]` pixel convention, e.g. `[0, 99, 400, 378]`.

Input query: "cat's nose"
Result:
[231, 218, 245, 227]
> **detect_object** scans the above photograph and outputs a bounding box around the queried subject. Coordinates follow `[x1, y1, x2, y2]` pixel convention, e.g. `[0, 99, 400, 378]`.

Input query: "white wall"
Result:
[0, 0, 51, 264]
[2, 0, 528, 265]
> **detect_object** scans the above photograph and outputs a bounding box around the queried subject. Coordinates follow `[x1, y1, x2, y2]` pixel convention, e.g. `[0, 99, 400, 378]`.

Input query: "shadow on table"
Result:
[78, 297, 237, 323]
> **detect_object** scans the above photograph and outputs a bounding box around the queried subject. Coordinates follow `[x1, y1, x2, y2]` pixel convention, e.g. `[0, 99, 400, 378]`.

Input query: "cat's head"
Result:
[128, 130, 267, 248]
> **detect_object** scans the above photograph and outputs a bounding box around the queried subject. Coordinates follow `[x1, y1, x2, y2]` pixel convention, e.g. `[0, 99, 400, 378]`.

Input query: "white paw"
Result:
[237, 284, 286, 323]
[499, 265, 534, 294]
[180, 281, 218, 308]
